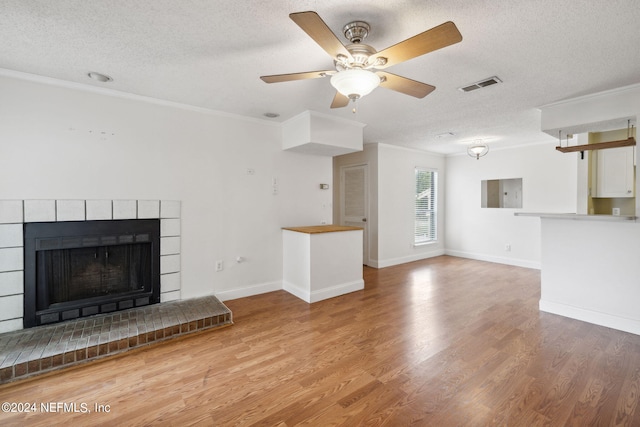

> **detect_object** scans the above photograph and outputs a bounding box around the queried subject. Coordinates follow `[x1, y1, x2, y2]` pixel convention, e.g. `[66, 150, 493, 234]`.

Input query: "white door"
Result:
[340, 164, 369, 265]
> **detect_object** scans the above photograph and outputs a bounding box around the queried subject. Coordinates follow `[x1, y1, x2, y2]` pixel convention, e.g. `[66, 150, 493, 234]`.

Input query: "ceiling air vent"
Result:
[458, 76, 502, 92]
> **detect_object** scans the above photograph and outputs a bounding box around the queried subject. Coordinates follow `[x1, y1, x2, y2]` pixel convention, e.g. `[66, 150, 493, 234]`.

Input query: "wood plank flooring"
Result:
[1, 255, 639, 426]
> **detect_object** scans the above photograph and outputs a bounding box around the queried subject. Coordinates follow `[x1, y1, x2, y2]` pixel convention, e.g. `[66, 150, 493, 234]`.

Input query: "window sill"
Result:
[414, 240, 437, 248]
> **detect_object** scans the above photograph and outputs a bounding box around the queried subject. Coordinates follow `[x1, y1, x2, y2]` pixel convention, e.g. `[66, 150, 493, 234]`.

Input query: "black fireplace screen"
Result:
[24, 219, 160, 328]
[38, 243, 151, 308]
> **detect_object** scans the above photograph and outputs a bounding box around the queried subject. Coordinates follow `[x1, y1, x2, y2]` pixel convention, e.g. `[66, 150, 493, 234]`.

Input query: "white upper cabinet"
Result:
[595, 146, 635, 198]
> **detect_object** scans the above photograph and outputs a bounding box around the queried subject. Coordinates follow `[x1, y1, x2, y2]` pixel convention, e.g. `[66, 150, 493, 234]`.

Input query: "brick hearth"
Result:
[0, 295, 232, 384]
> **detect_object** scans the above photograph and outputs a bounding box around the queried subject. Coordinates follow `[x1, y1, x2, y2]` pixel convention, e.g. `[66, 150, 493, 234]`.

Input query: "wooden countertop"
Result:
[282, 225, 363, 234]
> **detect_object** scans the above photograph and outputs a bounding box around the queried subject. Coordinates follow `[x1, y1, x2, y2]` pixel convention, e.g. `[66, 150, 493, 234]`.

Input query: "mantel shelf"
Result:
[555, 137, 636, 153]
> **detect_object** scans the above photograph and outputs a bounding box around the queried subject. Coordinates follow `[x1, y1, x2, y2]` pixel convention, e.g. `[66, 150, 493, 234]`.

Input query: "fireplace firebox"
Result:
[23, 219, 160, 328]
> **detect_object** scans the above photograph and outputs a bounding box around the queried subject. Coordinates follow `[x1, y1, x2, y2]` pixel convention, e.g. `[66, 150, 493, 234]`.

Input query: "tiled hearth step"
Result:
[0, 296, 232, 384]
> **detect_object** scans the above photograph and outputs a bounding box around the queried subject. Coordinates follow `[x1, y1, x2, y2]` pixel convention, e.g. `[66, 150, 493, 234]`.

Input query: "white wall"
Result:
[334, 143, 446, 268]
[0, 74, 332, 302]
[336, 140, 577, 270]
[445, 142, 577, 268]
[376, 144, 446, 267]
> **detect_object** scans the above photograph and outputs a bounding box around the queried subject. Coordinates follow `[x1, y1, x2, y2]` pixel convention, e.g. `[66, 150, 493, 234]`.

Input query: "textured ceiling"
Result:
[1, 0, 639, 154]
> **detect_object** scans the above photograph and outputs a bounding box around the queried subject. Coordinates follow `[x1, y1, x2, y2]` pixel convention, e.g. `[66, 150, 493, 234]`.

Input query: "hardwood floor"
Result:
[1, 255, 639, 426]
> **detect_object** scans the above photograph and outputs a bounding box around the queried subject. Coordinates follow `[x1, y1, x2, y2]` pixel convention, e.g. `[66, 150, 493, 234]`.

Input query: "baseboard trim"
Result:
[371, 249, 445, 269]
[283, 280, 364, 303]
[282, 281, 310, 303]
[539, 299, 640, 336]
[444, 249, 540, 269]
[310, 280, 364, 303]
[215, 281, 282, 302]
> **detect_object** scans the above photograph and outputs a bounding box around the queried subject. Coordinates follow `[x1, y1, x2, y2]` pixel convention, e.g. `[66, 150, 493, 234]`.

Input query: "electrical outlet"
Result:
[215, 260, 224, 272]
[505, 243, 511, 252]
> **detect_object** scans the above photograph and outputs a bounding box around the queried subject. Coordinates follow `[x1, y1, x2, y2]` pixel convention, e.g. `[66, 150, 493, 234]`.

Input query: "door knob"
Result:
[362, 218, 367, 222]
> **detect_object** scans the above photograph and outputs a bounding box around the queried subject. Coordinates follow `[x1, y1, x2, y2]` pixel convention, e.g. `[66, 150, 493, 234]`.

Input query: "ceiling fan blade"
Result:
[289, 11, 353, 61]
[330, 92, 350, 108]
[369, 21, 462, 69]
[377, 71, 435, 98]
[260, 70, 334, 83]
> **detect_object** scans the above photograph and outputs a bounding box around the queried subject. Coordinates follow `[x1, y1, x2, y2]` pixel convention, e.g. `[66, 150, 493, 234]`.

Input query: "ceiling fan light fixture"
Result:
[261, 12, 462, 109]
[467, 141, 489, 160]
[330, 69, 380, 100]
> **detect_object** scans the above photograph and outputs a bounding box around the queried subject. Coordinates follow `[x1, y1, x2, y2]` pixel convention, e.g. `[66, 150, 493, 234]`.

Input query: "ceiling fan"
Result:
[260, 11, 462, 109]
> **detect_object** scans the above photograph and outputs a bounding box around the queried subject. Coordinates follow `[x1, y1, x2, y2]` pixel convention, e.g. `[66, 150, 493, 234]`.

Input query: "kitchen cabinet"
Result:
[595, 146, 635, 198]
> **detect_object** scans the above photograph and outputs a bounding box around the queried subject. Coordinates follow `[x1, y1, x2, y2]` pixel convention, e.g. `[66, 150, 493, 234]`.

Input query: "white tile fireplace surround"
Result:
[0, 199, 181, 333]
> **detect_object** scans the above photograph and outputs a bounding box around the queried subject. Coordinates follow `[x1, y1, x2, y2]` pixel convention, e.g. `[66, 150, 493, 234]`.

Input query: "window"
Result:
[414, 168, 437, 245]
[481, 178, 523, 208]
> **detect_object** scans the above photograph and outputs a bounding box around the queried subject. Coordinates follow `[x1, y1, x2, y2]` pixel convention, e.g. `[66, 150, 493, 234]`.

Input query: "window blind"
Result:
[415, 168, 437, 244]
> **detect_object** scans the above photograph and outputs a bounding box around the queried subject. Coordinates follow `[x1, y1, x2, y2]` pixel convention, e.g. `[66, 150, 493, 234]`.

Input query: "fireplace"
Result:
[23, 219, 160, 328]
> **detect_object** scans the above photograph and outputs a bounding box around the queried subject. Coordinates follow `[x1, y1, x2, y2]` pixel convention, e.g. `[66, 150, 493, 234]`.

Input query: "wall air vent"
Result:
[458, 76, 502, 92]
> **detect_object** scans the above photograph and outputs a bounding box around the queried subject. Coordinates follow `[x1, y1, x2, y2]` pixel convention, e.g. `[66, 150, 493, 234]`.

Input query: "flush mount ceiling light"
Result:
[87, 72, 112, 83]
[467, 140, 489, 160]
